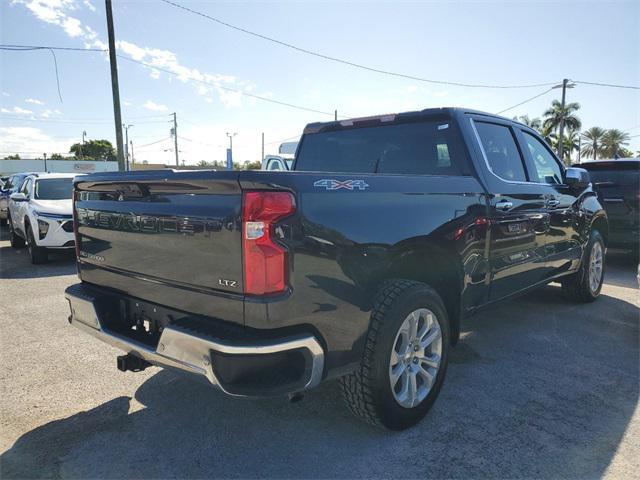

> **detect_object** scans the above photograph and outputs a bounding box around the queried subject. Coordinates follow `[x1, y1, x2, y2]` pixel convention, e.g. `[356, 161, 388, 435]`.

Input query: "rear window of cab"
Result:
[295, 120, 471, 176]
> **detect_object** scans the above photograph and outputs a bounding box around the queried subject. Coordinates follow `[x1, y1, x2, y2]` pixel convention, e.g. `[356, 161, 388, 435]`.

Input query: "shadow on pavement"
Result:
[2, 283, 637, 479]
[0, 225, 76, 279]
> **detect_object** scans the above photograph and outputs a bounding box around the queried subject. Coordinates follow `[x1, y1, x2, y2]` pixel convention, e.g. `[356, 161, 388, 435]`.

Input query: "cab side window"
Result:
[522, 132, 563, 184]
[475, 122, 527, 182]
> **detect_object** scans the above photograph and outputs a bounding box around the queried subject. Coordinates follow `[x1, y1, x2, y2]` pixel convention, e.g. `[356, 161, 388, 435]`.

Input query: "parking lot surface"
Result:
[1, 226, 638, 479]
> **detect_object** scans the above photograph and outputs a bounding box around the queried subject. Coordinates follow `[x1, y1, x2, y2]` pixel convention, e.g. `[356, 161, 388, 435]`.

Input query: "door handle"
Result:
[546, 199, 560, 208]
[495, 200, 513, 211]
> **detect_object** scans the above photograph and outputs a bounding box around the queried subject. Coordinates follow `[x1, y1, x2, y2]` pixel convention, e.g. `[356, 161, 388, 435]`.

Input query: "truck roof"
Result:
[303, 107, 511, 134]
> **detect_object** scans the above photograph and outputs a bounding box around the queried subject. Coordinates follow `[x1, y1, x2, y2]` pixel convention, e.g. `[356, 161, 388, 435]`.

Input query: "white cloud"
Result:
[2, 92, 10, 97]
[0, 126, 76, 157]
[143, 100, 168, 112]
[63, 16, 82, 36]
[25, 98, 44, 105]
[1, 106, 34, 115]
[16, 0, 260, 111]
[40, 109, 59, 118]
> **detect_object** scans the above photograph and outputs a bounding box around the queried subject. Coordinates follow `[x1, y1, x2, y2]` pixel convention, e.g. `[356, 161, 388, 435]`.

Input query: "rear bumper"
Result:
[65, 283, 325, 397]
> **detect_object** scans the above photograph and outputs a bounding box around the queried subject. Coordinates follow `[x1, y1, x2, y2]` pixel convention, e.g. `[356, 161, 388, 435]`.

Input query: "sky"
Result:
[1, 0, 639, 165]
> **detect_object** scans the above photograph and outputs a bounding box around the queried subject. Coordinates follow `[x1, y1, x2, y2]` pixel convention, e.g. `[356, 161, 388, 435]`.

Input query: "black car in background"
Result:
[580, 159, 639, 255]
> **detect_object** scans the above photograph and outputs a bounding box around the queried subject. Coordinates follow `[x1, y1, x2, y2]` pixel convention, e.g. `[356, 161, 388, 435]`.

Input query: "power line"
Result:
[573, 80, 640, 90]
[265, 134, 300, 146]
[135, 137, 172, 149]
[0, 44, 107, 52]
[159, 0, 559, 90]
[117, 54, 343, 117]
[0, 115, 170, 125]
[495, 88, 554, 115]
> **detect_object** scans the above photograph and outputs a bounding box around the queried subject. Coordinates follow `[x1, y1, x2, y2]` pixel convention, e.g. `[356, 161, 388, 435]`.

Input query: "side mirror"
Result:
[10, 192, 27, 202]
[564, 167, 590, 189]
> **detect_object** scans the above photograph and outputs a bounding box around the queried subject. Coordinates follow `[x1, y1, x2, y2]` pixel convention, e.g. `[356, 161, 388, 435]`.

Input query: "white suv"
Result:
[8, 173, 79, 264]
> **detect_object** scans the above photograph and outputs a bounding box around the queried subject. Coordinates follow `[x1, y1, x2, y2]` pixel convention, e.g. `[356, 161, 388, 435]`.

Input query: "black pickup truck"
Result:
[66, 108, 607, 430]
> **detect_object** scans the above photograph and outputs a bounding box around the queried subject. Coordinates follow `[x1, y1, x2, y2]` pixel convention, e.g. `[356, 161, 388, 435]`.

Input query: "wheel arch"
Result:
[374, 243, 464, 345]
[591, 214, 609, 246]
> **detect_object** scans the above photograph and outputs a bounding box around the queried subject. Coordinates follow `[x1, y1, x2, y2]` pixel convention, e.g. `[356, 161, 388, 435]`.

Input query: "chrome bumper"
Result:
[65, 284, 324, 396]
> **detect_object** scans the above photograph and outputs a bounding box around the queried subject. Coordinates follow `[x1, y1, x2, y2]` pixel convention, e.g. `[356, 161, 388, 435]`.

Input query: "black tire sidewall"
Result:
[371, 285, 450, 430]
[26, 225, 46, 263]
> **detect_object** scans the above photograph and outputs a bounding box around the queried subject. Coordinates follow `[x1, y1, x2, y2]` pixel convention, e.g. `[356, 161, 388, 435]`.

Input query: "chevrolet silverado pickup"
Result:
[65, 108, 607, 430]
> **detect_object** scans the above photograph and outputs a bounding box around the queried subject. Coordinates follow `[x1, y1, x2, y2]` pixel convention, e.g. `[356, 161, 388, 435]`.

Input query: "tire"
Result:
[341, 279, 450, 430]
[26, 224, 47, 264]
[562, 229, 605, 302]
[8, 216, 25, 248]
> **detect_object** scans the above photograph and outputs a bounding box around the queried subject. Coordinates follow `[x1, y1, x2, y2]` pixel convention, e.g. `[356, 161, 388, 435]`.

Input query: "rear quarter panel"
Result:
[240, 171, 489, 375]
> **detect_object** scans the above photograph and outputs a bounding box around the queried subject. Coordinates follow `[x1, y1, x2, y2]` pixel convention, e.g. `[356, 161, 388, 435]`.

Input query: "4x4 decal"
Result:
[313, 179, 370, 191]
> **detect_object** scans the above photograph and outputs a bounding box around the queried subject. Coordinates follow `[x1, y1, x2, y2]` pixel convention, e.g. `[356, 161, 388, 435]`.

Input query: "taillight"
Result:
[242, 191, 296, 296]
[72, 189, 80, 260]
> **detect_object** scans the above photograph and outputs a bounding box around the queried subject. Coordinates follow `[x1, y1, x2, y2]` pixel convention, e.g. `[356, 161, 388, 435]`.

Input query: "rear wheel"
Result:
[26, 224, 47, 264]
[8, 216, 25, 248]
[341, 280, 449, 430]
[562, 229, 605, 302]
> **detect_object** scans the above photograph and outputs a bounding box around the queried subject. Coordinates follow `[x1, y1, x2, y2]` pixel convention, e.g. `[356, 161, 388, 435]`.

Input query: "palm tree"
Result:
[580, 127, 606, 160]
[601, 129, 631, 158]
[542, 100, 582, 133]
[514, 115, 542, 132]
[563, 129, 581, 163]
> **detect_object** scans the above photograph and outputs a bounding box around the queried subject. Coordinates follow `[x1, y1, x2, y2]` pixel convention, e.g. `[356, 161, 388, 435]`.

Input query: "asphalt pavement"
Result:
[0, 225, 638, 479]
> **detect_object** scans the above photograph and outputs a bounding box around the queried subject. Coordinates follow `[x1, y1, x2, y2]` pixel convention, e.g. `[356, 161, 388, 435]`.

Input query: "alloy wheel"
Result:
[389, 308, 442, 408]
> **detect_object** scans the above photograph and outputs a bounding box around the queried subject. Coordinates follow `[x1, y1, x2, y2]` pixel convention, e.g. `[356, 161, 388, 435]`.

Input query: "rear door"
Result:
[470, 118, 551, 300]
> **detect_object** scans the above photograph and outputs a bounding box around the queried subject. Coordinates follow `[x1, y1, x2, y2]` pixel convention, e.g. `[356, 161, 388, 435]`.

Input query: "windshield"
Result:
[34, 178, 73, 200]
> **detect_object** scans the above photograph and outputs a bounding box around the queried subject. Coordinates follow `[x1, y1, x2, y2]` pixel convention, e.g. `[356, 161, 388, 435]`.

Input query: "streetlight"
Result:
[226, 132, 237, 170]
[551, 79, 576, 162]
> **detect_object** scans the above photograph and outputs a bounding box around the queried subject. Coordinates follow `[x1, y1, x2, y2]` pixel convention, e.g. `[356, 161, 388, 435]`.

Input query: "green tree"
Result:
[580, 127, 606, 160]
[3, 154, 20, 160]
[601, 129, 631, 158]
[50, 153, 64, 160]
[542, 100, 582, 134]
[243, 160, 262, 170]
[69, 139, 116, 161]
[514, 115, 542, 132]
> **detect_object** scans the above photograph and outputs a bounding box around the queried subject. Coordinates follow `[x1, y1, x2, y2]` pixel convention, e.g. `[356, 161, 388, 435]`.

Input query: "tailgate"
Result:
[74, 170, 243, 296]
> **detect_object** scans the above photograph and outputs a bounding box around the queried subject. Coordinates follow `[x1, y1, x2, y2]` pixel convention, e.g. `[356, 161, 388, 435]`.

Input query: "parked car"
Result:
[8, 173, 78, 263]
[261, 155, 293, 171]
[0, 172, 39, 224]
[65, 108, 607, 430]
[579, 159, 639, 255]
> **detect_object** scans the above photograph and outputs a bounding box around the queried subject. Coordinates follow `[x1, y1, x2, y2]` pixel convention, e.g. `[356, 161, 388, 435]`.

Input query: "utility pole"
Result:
[105, 0, 125, 171]
[172, 112, 179, 167]
[80, 130, 86, 159]
[123, 124, 133, 170]
[130, 140, 134, 166]
[43, 153, 47, 172]
[557, 78, 568, 162]
[261, 132, 264, 161]
[334, 110, 338, 121]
